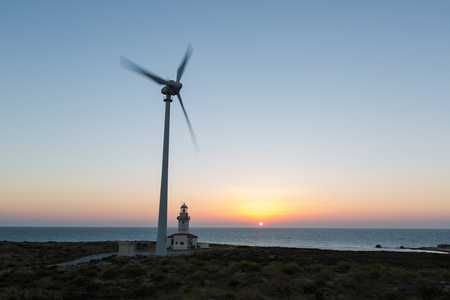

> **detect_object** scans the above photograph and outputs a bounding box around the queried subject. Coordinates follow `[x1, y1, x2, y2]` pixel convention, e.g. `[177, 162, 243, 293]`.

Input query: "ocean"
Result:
[1, 227, 449, 252]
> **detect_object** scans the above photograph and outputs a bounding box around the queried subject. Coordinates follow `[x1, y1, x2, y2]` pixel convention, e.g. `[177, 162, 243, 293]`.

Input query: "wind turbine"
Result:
[121, 45, 198, 256]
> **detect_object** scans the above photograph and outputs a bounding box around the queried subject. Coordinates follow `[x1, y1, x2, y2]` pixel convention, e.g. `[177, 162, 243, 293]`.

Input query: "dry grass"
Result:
[0, 242, 449, 299]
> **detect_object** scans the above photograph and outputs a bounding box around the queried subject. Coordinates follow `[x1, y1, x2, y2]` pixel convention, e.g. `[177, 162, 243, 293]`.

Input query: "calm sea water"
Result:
[0, 227, 448, 252]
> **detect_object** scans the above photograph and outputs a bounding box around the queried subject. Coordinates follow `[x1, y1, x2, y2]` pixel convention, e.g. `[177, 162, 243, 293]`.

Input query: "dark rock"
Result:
[375, 244, 382, 248]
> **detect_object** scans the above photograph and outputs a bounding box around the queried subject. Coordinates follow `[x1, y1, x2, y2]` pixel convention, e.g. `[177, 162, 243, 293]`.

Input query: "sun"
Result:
[258, 222, 264, 226]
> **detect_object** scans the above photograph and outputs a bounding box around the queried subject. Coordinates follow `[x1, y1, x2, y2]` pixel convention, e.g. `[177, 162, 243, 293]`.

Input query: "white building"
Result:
[167, 203, 198, 250]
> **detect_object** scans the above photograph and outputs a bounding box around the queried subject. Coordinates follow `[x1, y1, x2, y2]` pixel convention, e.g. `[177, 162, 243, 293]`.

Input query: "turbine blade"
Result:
[177, 93, 199, 152]
[120, 56, 169, 85]
[176, 44, 193, 82]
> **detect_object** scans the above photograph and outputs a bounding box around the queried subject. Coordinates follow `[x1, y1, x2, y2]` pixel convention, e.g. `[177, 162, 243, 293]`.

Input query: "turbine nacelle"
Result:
[161, 81, 182, 95]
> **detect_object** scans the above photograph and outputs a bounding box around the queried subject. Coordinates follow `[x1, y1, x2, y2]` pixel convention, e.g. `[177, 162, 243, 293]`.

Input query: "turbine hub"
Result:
[161, 81, 182, 95]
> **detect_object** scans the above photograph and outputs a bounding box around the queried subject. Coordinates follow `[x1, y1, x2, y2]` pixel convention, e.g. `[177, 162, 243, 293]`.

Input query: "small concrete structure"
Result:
[197, 242, 209, 249]
[118, 241, 137, 256]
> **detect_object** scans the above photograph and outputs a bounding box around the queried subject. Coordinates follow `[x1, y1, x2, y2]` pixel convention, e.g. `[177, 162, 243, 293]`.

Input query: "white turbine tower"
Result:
[121, 45, 198, 256]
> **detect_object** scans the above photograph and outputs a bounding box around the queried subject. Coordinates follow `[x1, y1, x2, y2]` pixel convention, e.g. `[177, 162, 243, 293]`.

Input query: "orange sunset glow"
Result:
[2, 171, 449, 228]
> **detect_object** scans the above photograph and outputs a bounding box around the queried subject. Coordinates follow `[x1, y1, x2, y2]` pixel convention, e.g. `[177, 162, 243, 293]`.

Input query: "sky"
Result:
[1, 1, 449, 228]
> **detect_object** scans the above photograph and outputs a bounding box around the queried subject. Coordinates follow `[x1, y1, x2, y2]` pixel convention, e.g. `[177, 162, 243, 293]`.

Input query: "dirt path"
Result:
[53, 250, 195, 266]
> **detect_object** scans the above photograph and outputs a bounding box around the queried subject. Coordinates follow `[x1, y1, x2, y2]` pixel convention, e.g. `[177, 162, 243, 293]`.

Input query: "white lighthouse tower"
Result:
[167, 203, 198, 250]
[177, 203, 190, 233]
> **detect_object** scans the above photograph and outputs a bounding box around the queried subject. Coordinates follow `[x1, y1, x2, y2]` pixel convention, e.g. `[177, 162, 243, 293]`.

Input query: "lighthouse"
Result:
[177, 203, 190, 233]
[167, 203, 199, 250]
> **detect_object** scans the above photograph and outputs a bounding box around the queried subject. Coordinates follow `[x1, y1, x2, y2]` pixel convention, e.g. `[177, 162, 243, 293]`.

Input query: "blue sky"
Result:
[1, 1, 449, 228]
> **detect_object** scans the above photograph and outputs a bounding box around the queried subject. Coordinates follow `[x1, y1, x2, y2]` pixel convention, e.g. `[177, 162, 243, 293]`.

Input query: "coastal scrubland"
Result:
[0, 241, 449, 299]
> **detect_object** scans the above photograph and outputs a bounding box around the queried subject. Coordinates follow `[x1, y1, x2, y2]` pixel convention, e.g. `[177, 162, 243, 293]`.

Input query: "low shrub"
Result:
[314, 269, 333, 287]
[282, 263, 300, 275]
[70, 275, 91, 286]
[248, 262, 261, 272]
[228, 279, 239, 287]
[302, 283, 317, 294]
[385, 292, 405, 300]
[102, 268, 118, 279]
[126, 266, 145, 277]
[160, 257, 171, 266]
[418, 285, 442, 299]
[307, 264, 326, 274]
[336, 261, 352, 273]
[151, 272, 166, 283]
[45, 284, 58, 290]
[86, 283, 101, 292]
